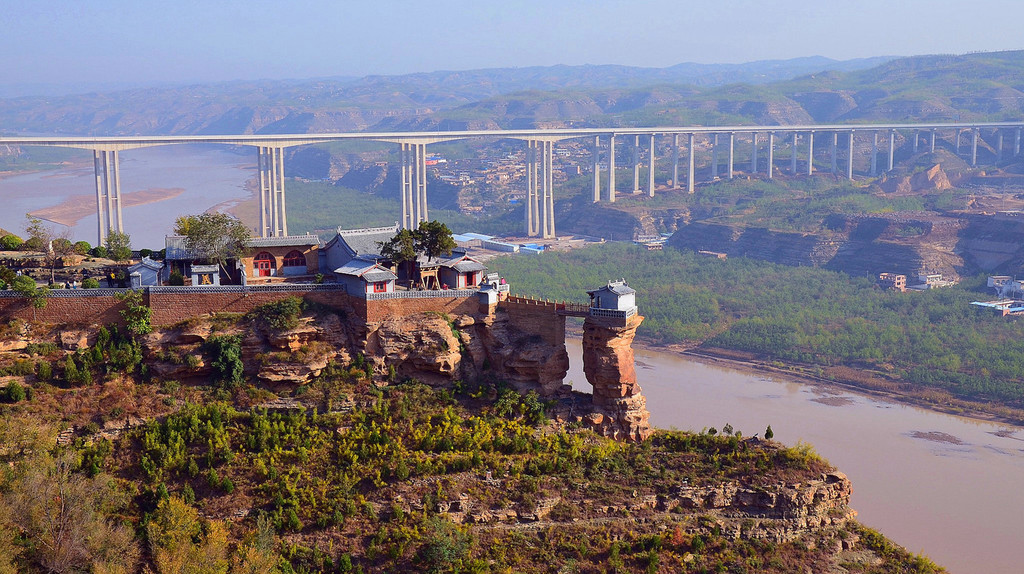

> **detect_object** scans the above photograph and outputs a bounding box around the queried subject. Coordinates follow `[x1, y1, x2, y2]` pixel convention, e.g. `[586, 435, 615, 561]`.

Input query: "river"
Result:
[566, 338, 1024, 574]
[0, 145, 255, 248]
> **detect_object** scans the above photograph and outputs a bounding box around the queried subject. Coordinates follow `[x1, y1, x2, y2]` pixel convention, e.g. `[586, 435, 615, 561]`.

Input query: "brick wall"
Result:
[362, 295, 480, 324]
[0, 295, 125, 326]
[500, 297, 565, 346]
[148, 290, 352, 326]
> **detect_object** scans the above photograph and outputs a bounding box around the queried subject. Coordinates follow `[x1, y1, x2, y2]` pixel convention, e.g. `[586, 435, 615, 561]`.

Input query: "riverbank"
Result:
[670, 344, 1024, 428]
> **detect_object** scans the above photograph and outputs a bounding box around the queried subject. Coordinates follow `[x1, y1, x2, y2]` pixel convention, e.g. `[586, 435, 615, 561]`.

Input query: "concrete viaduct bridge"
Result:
[3, 121, 1023, 244]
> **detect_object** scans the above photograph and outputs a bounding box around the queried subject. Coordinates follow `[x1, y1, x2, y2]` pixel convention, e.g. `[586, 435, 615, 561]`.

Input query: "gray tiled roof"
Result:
[334, 225, 399, 257]
[451, 260, 487, 273]
[587, 283, 635, 296]
[334, 257, 398, 282]
[247, 234, 320, 248]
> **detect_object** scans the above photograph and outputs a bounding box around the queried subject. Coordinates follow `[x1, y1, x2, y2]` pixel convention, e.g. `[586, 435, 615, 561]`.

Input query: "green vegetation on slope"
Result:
[0, 307, 943, 573]
[490, 243, 1024, 410]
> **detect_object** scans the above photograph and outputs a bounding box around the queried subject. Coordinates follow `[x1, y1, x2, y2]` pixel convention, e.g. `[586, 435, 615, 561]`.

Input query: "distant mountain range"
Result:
[2, 51, 1024, 136]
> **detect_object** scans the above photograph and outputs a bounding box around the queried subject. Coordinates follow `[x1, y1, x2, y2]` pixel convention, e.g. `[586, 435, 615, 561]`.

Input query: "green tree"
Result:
[0, 234, 23, 251]
[415, 220, 457, 262]
[11, 275, 47, 315]
[105, 230, 133, 264]
[72, 241, 91, 256]
[146, 497, 228, 574]
[764, 425, 774, 440]
[173, 213, 251, 268]
[116, 289, 152, 336]
[22, 215, 49, 252]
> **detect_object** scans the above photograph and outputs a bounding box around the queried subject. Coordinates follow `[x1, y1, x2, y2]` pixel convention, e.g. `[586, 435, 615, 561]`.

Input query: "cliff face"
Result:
[581, 313, 652, 441]
[670, 214, 969, 279]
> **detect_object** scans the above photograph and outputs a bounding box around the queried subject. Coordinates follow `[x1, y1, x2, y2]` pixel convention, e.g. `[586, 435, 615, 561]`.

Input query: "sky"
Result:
[2, 0, 1023, 93]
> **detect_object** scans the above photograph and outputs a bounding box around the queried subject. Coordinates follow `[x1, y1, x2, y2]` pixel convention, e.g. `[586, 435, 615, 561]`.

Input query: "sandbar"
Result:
[29, 187, 186, 226]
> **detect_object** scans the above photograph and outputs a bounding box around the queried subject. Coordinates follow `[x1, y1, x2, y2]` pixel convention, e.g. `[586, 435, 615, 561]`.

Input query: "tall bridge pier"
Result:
[524, 138, 555, 238]
[256, 146, 288, 237]
[92, 149, 124, 245]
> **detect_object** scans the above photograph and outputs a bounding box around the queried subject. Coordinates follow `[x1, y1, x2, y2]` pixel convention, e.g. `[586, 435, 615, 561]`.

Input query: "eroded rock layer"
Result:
[582, 313, 652, 441]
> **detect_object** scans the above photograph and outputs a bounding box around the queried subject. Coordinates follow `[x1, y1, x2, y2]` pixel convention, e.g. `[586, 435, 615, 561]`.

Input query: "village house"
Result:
[877, 272, 907, 292]
[588, 280, 637, 313]
[334, 255, 398, 296]
[240, 235, 320, 283]
[163, 233, 320, 285]
[319, 224, 398, 273]
[128, 256, 163, 287]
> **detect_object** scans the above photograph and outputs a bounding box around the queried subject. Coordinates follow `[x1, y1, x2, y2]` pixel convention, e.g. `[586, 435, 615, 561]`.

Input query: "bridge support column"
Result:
[930, 129, 936, 153]
[750, 133, 758, 174]
[1016, 128, 1021, 156]
[608, 135, 616, 202]
[831, 132, 838, 174]
[542, 140, 554, 238]
[847, 131, 855, 180]
[767, 132, 774, 179]
[525, 140, 537, 236]
[593, 136, 601, 202]
[258, 146, 288, 237]
[92, 149, 124, 246]
[807, 131, 814, 175]
[398, 142, 427, 229]
[913, 131, 919, 154]
[791, 133, 798, 175]
[648, 134, 656, 197]
[632, 136, 641, 192]
[711, 134, 719, 179]
[997, 130, 1004, 163]
[888, 130, 895, 172]
[686, 133, 695, 193]
[955, 129, 962, 156]
[971, 128, 979, 167]
[672, 134, 680, 188]
[399, 143, 415, 229]
[871, 132, 878, 176]
[728, 132, 735, 179]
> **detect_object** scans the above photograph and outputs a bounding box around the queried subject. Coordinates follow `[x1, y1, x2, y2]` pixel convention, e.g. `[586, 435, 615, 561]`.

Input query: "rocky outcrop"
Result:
[670, 471, 855, 543]
[582, 313, 652, 441]
[365, 314, 463, 381]
[880, 163, 953, 194]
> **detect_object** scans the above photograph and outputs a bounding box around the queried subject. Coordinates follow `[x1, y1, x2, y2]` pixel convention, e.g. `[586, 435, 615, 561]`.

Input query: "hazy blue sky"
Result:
[3, 0, 1022, 91]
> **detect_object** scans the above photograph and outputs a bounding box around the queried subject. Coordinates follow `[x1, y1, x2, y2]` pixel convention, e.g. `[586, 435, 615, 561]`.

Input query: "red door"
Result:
[254, 252, 274, 277]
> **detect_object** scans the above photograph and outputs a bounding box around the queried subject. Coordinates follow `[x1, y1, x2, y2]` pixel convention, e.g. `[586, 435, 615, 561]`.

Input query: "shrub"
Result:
[139, 248, 153, 258]
[1, 381, 26, 403]
[0, 234, 23, 251]
[81, 277, 100, 289]
[90, 246, 108, 258]
[116, 289, 152, 335]
[73, 241, 91, 255]
[168, 271, 185, 286]
[206, 335, 244, 388]
[246, 296, 303, 331]
[35, 360, 53, 381]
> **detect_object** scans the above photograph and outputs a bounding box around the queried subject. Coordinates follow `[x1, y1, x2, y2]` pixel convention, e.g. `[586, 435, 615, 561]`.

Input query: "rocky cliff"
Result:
[581, 313, 652, 441]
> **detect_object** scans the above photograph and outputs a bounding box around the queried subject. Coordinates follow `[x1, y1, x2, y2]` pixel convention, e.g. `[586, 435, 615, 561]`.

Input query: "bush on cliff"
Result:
[246, 296, 303, 331]
[205, 335, 244, 388]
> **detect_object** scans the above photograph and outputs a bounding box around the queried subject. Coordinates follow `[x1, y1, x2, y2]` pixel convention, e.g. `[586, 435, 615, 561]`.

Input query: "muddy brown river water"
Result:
[567, 338, 1024, 574]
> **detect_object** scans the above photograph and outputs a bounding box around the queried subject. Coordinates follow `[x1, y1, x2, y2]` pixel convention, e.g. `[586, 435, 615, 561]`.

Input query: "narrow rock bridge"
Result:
[2, 121, 1021, 243]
